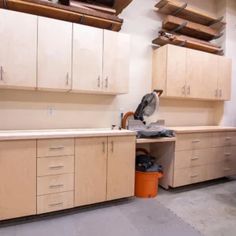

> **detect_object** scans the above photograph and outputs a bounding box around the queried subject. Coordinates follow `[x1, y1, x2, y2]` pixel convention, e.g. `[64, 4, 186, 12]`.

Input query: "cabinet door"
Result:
[107, 136, 135, 200]
[186, 49, 218, 100]
[217, 57, 232, 100]
[75, 137, 107, 206]
[103, 30, 130, 94]
[0, 140, 36, 220]
[166, 45, 187, 97]
[0, 10, 37, 89]
[38, 17, 72, 91]
[72, 24, 103, 92]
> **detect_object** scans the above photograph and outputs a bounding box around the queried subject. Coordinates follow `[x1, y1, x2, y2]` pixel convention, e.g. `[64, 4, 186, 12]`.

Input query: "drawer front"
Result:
[206, 163, 224, 180]
[225, 132, 236, 146]
[223, 147, 236, 176]
[173, 166, 207, 187]
[37, 139, 74, 157]
[175, 133, 212, 151]
[37, 173, 74, 195]
[37, 191, 74, 214]
[211, 132, 230, 147]
[37, 155, 74, 176]
[174, 149, 210, 169]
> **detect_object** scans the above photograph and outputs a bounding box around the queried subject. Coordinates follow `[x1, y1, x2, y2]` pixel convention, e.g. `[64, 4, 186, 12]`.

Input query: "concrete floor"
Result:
[0, 177, 235, 236]
[158, 177, 236, 236]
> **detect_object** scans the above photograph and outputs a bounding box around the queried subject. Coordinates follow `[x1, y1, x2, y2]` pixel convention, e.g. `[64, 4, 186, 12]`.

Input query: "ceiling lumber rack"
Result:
[0, 0, 123, 31]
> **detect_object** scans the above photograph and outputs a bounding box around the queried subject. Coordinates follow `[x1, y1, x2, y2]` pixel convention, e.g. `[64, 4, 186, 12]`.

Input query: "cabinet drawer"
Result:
[175, 133, 212, 151]
[225, 132, 236, 146]
[174, 149, 210, 169]
[206, 163, 224, 180]
[37, 173, 74, 195]
[173, 166, 207, 187]
[212, 132, 230, 147]
[37, 155, 74, 176]
[37, 191, 74, 214]
[37, 139, 74, 157]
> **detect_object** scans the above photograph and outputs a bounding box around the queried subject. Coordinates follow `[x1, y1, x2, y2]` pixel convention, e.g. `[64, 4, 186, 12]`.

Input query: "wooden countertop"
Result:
[0, 129, 136, 141]
[169, 126, 236, 134]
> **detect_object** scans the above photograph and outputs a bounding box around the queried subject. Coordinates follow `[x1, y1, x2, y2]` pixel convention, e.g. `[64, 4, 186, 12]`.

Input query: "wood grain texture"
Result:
[37, 138, 75, 157]
[37, 155, 74, 176]
[72, 24, 103, 93]
[75, 137, 107, 206]
[0, 0, 122, 31]
[37, 17, 72, 91]
[107, 136, 135, 200]
[37, 191, 74, 214]
[0, 9, 37, 90]
[155, 0, 226, 29]
[162, 15, 221, 41]
[0, 140, 36, 220]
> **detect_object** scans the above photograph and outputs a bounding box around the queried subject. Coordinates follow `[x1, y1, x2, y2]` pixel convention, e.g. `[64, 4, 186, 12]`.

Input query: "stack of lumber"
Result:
[0, 0, 133, 31]
[153, 0, 225, 54]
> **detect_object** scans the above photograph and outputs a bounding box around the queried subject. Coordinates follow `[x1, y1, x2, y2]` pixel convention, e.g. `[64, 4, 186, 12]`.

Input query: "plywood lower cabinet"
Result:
[0, 140, 36, 220]
[75, 136, 135, 206]
[152, 131, 236, 189]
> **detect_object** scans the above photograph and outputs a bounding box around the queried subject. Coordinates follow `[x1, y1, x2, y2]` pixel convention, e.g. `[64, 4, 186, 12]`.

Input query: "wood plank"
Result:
[0, 0, 123, 31]
[136, 137, 176, 144]
[155, 0, 226, 30]
[114, 0, 133, 15]
[70, 1, 116, 14]
[163, 15, 222, 41]
[152, 36, 222, 54]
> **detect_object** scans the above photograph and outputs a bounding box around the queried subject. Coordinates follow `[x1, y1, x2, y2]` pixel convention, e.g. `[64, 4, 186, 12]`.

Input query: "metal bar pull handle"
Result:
[191, 174, 198, 178]
[102, 141, 105, 153]
[49, 202, 63, 207]
[49, 165, 64, 170]
[215, 89, 218, 97]
[181, 85, 186, 95]
[187, 86, 191, 95]
[105, 77, 108, 88]
[49, 146, 65, 150]
[49, 184, 64, 189]
[97, 76, 101, 88]
[192, 139, 200, 143]
[66, 73, 69, 85]
[0, 66, 3, 81]
[219, 89, 222, 97]
[191, 156, 199, 161]
[111, 141, 114, 153]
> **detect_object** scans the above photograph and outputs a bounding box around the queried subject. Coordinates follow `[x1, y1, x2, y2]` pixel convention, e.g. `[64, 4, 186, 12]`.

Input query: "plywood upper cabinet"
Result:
[107, 136, 135, 200]
[186, 48, 218, 100]
[72, 24, 103, 93]
[152, 44, 232, 101]
[103, 30, 130, 94]
[0, 9, 37, 89]
[0, 140, 36, 220]
[75, 137, 107, 206]
[217, 57, 232, 100]
[37, 17, 72, 91]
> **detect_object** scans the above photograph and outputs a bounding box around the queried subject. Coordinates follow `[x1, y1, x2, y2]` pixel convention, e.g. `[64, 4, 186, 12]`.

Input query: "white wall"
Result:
[0, 0, 234, 130]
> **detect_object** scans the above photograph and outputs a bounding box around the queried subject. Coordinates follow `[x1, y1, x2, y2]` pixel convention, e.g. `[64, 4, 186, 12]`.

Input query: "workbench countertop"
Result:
[169, 126, 236, 133]
[0, 128, 136, 141]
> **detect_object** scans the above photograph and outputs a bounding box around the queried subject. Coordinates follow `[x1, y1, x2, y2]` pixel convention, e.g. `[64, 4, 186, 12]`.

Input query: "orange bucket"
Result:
[135, 171, 163, 198]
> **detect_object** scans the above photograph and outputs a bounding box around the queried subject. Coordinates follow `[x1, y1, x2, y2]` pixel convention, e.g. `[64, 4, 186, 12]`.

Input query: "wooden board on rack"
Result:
[152, 34, 222, 54]
[114, 0, 133, 15]
[163, 15, 223, 41]
[0, 0, 123, 31]
[155, 0, 226, 30]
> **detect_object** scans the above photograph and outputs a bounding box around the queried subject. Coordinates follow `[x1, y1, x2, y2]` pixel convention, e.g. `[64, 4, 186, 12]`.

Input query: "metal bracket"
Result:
[170, 21, 188, 33]
[208, 16, 224, 26]
[178, 40, 187, 47]
[109, 23, 114, 30]
[172, 2, 188, 16]
[3, 0, 8, 8]
[212, 32, 224, 40]
[80, 15, 84, 24]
